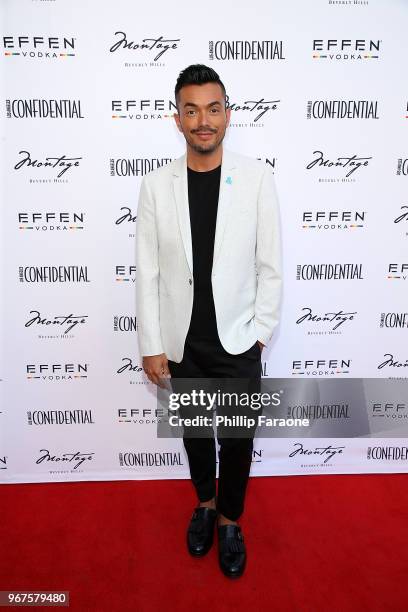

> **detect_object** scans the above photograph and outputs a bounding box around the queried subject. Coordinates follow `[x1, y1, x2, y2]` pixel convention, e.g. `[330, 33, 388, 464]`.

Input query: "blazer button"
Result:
[189, 278, 192, 285]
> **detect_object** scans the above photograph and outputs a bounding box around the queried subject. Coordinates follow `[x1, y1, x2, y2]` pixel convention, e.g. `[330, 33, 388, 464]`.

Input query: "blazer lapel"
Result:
[213, 148, 236, 269]
[171, 147, 237, 275]
[172, 152, 192, 273]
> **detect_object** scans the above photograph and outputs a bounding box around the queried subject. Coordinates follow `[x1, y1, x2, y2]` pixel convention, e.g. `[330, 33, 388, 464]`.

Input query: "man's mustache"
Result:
[192, 127, 217, 134]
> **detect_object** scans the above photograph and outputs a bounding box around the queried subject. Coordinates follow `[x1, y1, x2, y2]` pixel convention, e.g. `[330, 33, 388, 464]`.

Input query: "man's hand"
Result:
[142, 353, 171, 388]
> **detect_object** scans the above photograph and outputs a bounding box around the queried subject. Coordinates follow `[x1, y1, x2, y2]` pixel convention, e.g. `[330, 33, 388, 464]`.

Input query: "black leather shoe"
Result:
[218, 524, 246, 578]
[187, 507, 217, 557]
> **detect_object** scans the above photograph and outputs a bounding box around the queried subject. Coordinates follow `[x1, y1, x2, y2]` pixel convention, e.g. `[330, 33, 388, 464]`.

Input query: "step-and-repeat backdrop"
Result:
[1, 0, 408, 483]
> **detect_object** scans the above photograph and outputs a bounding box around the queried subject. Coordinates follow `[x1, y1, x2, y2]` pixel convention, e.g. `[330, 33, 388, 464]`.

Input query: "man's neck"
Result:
[186, 144, 223, 172]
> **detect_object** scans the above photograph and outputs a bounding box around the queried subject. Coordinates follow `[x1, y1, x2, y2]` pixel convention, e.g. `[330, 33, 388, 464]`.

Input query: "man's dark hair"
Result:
[174, 64, 227, 110]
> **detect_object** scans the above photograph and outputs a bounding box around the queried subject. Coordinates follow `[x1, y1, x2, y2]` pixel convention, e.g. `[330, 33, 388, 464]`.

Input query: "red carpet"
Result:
[1, 474, 407, 611]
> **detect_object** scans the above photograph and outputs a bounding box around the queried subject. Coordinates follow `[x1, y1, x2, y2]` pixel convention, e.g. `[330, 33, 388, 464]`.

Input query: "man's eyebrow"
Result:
[183, 101, 223, 108]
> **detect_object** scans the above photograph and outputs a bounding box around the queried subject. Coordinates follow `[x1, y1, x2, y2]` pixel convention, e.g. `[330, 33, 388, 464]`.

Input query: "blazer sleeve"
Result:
[135, 176, 165, 356]
[254, 165, 283, 346]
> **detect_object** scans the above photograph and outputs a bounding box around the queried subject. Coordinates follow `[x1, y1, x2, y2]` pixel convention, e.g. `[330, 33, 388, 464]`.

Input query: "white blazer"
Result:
[136, 147, 282, 363]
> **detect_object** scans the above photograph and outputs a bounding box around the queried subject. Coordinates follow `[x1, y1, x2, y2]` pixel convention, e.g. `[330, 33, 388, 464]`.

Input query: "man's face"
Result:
[173, 82, 231, 154]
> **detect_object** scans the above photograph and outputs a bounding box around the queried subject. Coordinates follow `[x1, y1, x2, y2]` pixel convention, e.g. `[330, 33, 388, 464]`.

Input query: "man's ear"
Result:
[225, 107, 231, 127]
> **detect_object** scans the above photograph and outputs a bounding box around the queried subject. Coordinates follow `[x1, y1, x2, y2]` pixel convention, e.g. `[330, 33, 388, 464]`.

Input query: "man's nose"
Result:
[197, 109, 212, 123]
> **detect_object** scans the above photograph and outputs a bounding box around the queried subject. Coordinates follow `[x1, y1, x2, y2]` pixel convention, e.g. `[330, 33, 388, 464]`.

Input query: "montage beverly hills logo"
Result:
[295, 306, 357, 336]
[225, 93, 280, 128]
[14, 149, 83, 182]
[116, 356, 145, 385]
[306, 150, 372, 182]
[109, 31, 181, 67]
[35, 449, 95, 473]
[25, 309, 89, 340]
[377, 353, 408, 375]
[288, 442, 346, 468]
[394, 205, 408, 238]
[115, 205, 137, 239]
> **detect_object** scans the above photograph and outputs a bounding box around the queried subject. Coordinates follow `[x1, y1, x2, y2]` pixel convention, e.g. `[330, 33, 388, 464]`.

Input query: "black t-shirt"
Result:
[187, 164, 221, 340]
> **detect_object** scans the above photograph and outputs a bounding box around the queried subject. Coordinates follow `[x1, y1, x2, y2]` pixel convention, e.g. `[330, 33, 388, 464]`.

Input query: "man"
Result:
[136, 64, 282, 578]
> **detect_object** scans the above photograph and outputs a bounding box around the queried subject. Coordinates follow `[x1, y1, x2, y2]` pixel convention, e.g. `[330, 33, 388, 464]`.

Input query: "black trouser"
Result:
[167, 333, 262, 521]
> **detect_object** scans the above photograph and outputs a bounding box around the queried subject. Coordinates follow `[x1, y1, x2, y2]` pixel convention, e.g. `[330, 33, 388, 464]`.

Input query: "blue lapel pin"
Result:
[226, 176, 232, 184]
